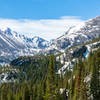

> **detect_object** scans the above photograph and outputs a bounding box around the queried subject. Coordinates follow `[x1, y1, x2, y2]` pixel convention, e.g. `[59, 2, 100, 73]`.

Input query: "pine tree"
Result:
[7, 90, 15, 100]
[90, 54, 100, 100]
[22, 83, 30, 100]
[45, 55, 56, 100]
[36, 84, 44, 100]
[73, 74, 79, 100]
[73, 57, 84, 100]
[33, 85, 38, 100]
[1, 84, 7, 100]
[69, 75, 74, 100]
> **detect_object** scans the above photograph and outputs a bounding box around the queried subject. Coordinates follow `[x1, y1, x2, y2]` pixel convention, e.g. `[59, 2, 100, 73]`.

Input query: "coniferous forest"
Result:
[0, 46, 100, 100]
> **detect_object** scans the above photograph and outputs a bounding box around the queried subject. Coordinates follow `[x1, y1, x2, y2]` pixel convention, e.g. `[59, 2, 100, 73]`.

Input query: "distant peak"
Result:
[32, 36, 46, 42]
[4, 27, 13, 36]
[0, 27, 9, 31]
[5, 27, 11, 32]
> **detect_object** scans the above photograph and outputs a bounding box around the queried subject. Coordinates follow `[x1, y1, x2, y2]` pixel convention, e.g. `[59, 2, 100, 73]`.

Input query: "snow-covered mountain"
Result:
[56, 16, 100, 48]
[0, 27, 50, 63]
[1, 16, 100, 63]
[43, 16, 100, 54]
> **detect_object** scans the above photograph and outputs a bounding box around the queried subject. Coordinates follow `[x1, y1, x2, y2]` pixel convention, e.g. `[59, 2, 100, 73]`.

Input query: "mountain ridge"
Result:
[43, 16, 100, 54]
[0, 27, 50, 63]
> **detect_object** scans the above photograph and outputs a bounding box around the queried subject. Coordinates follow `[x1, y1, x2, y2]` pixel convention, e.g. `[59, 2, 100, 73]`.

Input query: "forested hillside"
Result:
[0, 45, 100, 100]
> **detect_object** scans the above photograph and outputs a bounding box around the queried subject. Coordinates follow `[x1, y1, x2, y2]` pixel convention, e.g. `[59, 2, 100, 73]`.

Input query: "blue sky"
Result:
[0, 0, 100, 19]
[0, 0, 100, 40]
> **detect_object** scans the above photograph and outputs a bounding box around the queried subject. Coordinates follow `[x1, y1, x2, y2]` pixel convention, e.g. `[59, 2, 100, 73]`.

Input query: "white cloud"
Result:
[0, 16, 85, 40]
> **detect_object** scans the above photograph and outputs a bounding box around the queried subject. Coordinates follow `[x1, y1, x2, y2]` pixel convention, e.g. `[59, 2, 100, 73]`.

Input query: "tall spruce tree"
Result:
[1, 84, 7, 100]
[90, 53, 100, 100]
[46, 55, 56, 100]
[69, 75, 74, 100]
[73, 57, 84, 100]
[22, 83, 30, 100]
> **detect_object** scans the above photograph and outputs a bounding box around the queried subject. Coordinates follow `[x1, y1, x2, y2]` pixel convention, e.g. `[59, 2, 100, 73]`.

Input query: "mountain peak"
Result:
[45, 16, 100, 52]
[32, 36, 46, 42]
[4, 27, 12, 35]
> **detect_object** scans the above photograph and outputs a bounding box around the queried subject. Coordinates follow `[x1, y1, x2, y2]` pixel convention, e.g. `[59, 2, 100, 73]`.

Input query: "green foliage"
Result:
[45, 55, 56, 100]
[90, 50, 100, 100]
[0, 46, 100, 100]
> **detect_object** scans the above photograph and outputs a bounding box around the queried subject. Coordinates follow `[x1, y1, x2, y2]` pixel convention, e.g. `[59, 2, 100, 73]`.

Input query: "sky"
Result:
[0, 0, 100, 40]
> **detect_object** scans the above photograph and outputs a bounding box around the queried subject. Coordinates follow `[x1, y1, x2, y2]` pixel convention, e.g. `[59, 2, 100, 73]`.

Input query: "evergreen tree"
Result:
[69, 75, 74, 100]
[22, 83, 30, 100]
[45, 55, 56, 100]
[90, 55, 100, 100]
[73, 57, 84, 100]
[7, 90, 15, 100]
[1, 84, 7, 100]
